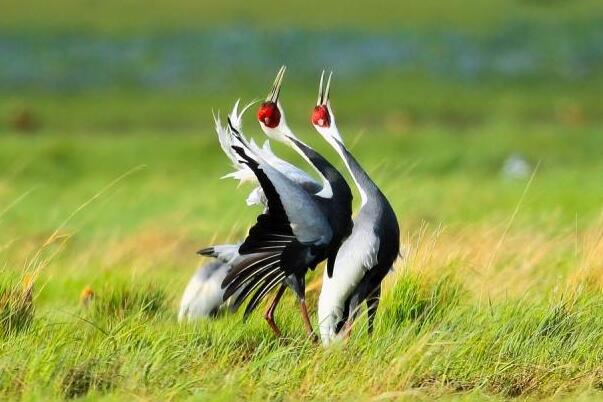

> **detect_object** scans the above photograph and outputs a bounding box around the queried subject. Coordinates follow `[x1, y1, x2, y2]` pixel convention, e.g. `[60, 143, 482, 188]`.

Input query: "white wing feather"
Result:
[227, 100, 320, 191]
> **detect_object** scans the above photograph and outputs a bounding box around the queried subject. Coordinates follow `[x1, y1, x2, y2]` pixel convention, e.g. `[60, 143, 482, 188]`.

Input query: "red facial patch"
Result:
[257, 102, 281, 128]
[311, 105, 330, 128]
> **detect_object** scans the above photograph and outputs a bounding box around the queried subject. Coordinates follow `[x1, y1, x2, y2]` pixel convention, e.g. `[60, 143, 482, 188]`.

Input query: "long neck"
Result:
[287, 136, 351, 199]
[280, 126, 334, 197]
[324, 130, 377, 208]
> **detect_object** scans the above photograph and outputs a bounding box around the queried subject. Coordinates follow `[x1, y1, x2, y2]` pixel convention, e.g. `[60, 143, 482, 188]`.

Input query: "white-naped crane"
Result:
[312, 72, 400, 345]
[178, 244, 242, 321]
[204, 67, 353, 339]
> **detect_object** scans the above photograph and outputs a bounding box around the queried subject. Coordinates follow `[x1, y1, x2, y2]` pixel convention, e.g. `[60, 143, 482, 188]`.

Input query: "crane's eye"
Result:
[311, 105, 330, 128]
[257, 102, 281, 128]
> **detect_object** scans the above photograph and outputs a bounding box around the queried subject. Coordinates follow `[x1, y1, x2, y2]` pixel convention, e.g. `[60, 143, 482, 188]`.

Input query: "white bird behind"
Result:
[178, 244, 241, 321]
[178, 261, 231, 321]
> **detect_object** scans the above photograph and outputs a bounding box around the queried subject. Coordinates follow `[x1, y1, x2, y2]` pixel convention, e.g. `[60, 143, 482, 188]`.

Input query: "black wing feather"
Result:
[224, 141, 317, 316]
[231, 145, 294, 256]
[222, 253, 276, 288]
[233, 267, 283, 312]
[223, 255, 281, 300]
[243, 272, 286, 318]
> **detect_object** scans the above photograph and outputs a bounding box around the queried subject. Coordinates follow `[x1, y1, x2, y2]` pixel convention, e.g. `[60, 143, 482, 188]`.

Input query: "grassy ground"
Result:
[1, 1, 603, 400]
[1, 119, 602, 400]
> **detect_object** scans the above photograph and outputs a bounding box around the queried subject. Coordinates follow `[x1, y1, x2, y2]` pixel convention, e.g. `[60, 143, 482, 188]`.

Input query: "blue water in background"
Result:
[1, 22, 602, 92]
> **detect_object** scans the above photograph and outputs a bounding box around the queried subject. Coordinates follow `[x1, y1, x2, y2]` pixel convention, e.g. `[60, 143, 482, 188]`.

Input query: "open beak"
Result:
[267, 65, 286, 102]
[317, 70, 333, 106]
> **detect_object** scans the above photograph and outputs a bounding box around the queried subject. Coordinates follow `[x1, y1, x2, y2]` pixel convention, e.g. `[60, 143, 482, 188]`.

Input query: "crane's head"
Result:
[312, 71, 343, 144]
[257, 66, 296, 143]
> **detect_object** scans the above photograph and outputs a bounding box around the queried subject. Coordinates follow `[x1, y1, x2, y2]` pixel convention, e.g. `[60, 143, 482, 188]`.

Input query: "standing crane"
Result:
[311, 72, 400, 344]
[211, 67, 353, 340]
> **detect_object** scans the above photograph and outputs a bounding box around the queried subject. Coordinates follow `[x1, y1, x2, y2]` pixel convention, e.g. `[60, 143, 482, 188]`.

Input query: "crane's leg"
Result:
[285, 274, 318, 342]
[341, 293, 363, 339]
[299, 298, 318, 342]
[264, 284, 286, 338]
[366, 285, 381, 336]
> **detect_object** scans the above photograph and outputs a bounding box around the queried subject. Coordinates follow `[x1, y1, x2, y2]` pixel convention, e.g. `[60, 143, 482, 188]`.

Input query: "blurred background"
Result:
[1, 0, 602, 296]
[2, 0, 603, 133]
[2, 5, 603, 398]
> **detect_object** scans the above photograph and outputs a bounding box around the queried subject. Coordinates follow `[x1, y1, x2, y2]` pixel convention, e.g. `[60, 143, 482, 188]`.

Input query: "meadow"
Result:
[1, 1, 603, 401]
[2, 116, 602, 400]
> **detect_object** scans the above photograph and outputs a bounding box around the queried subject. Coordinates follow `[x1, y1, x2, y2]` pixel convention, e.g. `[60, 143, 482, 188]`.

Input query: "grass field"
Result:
[1, 1, 603, 401]
[2, 122, 602, 400]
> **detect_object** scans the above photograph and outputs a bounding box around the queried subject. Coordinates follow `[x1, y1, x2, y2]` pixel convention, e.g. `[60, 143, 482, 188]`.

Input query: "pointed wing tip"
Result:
[197, 247, 214, 256]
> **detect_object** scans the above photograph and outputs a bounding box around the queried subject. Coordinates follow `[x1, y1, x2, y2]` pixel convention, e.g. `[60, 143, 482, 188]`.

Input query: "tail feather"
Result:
[197, 243, 241, 264]
[197, 247, 215, 256]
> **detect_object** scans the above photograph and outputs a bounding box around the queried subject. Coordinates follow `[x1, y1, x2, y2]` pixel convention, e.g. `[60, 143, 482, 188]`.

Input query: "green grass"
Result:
[1, 121, 602, 400]
[1, 1, 603, 398]
[1, 272, 601, 400]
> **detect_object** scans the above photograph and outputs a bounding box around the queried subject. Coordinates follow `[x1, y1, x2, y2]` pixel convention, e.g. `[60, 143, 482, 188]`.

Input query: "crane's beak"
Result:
[316, 70, 333, 106]
[267, 65, 286, 103]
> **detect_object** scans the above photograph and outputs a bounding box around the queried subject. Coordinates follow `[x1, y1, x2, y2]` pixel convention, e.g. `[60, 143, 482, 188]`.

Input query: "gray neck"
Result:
[280, 125, 333, 198]
[330, 138, 381, 208]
